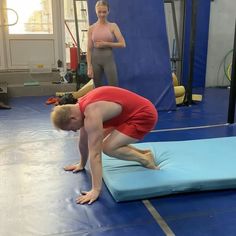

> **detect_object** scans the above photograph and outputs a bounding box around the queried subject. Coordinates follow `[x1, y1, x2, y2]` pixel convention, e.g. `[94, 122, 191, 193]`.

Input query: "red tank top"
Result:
[78, 86, 156, 128]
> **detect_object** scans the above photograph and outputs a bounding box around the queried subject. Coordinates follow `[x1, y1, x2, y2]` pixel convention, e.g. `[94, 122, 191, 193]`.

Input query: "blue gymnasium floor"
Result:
[1, 87, 236, 236]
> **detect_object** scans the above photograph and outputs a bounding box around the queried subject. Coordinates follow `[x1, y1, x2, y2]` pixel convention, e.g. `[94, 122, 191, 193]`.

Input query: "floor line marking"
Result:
[143, 200, 175, 236]
[151, 123, 229, 133]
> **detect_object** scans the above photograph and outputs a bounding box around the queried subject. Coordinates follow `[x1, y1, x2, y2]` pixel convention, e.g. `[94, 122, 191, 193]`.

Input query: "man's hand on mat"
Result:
[76, 189, 100, 205]
[63, 163, 84, 173]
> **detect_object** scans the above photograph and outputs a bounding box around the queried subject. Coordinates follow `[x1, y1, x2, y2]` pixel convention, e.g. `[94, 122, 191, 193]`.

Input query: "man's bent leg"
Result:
[128, 145, 151, 154]
[103, 130, 158, 169]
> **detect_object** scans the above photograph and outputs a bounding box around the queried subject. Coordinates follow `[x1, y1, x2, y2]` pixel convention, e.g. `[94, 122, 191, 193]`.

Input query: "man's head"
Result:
[51, 104, 83, 132]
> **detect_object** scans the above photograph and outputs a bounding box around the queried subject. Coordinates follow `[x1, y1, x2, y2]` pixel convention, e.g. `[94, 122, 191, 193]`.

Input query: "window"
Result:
[64, 0, 89, 65]
[7, 0, 53, 34]
[64, 0, 89, 52]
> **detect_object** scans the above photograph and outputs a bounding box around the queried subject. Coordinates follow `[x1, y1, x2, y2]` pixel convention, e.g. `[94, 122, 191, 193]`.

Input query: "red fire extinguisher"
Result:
[70, 46, 78, 71]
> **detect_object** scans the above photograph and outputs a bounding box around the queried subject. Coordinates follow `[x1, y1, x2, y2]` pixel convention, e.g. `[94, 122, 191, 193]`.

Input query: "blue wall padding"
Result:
[182, 0, 211, 87]
[87, 0, 176, 111]
[102, 136, 236, 202]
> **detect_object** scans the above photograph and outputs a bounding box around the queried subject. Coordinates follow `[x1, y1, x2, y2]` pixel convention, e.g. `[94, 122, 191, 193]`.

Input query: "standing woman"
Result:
[87, 0, 126, 87]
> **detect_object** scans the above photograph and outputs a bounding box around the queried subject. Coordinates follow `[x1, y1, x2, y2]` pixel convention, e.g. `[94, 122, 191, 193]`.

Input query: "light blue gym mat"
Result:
[102, 136, 236, 202]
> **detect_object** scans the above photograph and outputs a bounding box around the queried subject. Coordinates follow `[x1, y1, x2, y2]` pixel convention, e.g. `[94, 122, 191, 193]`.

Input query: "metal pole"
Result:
[185, 0, 198, 105]
[180, 0, 186, 85]
[170, 1, 181, 59]
[73, 0, 81, 63]
[164, 0, 182, 78]
[227, 20, 236, 124]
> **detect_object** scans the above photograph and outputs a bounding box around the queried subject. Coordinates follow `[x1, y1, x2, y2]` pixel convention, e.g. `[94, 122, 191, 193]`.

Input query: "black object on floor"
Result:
[0, 82, 11, 109]
[58, 93, 77, 105]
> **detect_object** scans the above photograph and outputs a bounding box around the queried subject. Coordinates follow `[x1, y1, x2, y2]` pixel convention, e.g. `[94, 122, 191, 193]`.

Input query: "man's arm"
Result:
[63, 127, 89, 172]
[78, 127, 89, 168]
[76, 104, 104, 204]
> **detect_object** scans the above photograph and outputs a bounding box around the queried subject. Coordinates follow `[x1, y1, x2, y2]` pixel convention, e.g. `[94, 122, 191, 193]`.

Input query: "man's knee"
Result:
[102, 142, 115, 156]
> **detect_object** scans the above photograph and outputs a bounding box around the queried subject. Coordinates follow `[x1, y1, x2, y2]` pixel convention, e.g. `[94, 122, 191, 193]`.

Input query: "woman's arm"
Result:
[110, 23, 126, 48]
[86, 26, 94, 78]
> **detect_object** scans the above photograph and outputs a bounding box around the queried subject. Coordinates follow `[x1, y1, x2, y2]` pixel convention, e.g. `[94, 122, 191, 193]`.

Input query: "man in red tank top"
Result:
[51, 86, 159, 205]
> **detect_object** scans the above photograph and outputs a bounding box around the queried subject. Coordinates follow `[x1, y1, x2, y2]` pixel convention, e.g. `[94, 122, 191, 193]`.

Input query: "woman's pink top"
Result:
[91, 23, 114, 43]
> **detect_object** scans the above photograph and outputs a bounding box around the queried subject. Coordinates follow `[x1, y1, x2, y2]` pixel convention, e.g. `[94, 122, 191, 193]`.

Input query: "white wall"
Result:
[206, 0, 236, 87]
[164, 0, 236, 87]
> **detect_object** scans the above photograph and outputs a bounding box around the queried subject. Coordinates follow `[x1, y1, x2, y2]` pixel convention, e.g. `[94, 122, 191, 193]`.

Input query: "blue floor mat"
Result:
[102, 136, 236, 202]
[1, 89, 236, 236]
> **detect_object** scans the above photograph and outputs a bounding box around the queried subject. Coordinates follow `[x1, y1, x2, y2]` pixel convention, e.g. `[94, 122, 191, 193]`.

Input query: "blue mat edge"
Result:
[102, 136, 236, 202]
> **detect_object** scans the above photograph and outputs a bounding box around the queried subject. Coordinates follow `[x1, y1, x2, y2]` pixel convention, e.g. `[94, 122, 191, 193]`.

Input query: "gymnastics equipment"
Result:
[73, 0, 90, 89]
[0, 8, 18, 27]
[184, 0, 198, 105]
[172, 73, 202, 105]
[102, 136, 236, 202]
[227, 20, 236, 124]
[87, 0, 176, 111]
[172, 73, 186, 104]
[181, 0, 211, 91]
[55, 79, 93, 98]
[0, 82, 11, 109]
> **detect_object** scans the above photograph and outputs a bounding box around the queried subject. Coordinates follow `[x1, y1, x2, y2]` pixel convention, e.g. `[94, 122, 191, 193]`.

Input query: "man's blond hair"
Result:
[51, 105, 74, 130]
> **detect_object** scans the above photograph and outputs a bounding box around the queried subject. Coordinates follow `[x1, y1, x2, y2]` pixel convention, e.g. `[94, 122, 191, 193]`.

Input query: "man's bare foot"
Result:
[142, 152, 159, 169]
[139, 149, 151, 154]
